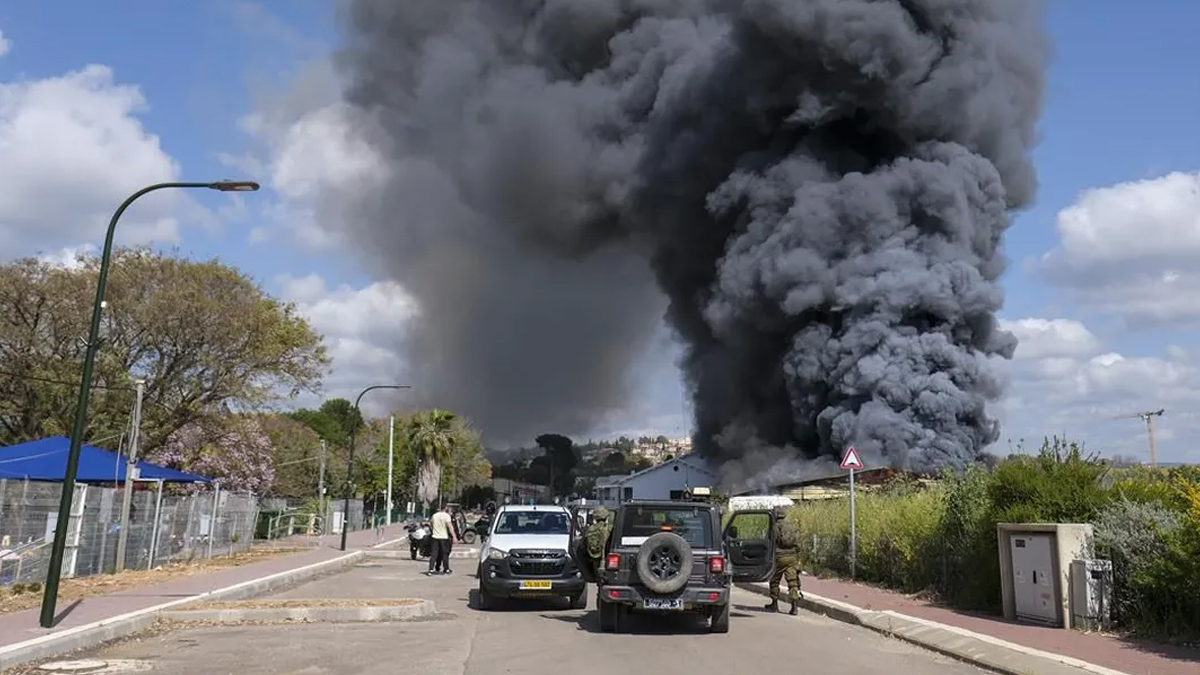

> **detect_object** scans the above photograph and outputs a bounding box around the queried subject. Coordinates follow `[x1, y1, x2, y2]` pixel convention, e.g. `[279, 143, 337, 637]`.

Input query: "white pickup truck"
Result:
[476, 504, 588, 610]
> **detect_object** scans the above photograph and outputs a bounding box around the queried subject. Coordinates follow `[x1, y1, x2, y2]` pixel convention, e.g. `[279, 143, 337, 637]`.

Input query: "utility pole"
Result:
[318, 440, 327, 529]
[114, 380, 144, 572]
[386, 415, 395, 526]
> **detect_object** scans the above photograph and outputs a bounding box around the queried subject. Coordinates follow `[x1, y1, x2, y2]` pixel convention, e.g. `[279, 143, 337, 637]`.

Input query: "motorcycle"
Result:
[406, 522, 432, 560]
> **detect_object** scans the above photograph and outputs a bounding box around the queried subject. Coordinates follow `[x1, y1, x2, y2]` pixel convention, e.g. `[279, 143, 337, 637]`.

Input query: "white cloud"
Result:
[1040, 171, 1200, 324]
[999, 318, 1102, 360]
[228, 56, 388, 249]
[0, 29, 11, 58]
[994, 316, 1200, 464]
[0, 60, 193, 257]
[276, 273, 420, 416]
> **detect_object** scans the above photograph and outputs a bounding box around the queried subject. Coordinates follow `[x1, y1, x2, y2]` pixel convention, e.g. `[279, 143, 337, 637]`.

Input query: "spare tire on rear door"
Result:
[636, 531, 692, 594]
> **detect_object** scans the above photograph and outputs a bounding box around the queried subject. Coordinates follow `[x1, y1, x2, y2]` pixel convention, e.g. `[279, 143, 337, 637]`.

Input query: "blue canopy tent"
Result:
[0, 436, 212, 483]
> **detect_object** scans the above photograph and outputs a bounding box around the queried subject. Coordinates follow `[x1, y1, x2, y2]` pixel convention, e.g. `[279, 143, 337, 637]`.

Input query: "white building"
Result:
[593, 454, 718, 507]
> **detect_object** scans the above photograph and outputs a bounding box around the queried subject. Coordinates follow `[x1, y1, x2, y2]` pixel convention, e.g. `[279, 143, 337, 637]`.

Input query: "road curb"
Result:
[735, 583, 1132, 675]
[159, 599, 435, 624]
[365, 548, 480, 561]
[0, 551, 366, 671]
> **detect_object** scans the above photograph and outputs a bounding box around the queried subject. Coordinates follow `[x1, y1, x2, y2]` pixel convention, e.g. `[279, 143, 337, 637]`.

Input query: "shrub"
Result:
[790, 477, 944, 592]
[1133, 475, 1200, 639]
[986, 437, 1111, 524]
[781, 437, 1198, 642]
[1094, 498, 1180, 631]
[938, 465, 999, 610]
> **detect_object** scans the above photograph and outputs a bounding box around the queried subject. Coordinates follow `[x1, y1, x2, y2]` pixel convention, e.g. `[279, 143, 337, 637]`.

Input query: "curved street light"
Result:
[340, 384, 412, 551]
[40, 180, 260, 628]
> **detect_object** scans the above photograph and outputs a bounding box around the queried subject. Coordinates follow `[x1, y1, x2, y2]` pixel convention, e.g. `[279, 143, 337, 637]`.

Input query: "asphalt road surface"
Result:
[76, 556, 988, 675]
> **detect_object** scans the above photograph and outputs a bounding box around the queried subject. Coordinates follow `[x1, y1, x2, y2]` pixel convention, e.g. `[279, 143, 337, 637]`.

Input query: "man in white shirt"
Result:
[428, 505, 454, 575]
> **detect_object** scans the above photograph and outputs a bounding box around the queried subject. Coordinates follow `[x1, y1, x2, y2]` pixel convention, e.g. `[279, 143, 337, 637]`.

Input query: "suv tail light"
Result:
[605, 553, 621, 570]
[709, 557, 725, 574]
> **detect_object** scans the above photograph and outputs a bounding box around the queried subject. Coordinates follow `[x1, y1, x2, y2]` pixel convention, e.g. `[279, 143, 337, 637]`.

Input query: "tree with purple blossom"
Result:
[151, 415, 276, 494]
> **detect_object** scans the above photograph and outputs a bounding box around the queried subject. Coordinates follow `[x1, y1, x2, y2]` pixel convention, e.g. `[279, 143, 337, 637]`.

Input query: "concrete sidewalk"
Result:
[0, 524, 407, 652]
[741, 574, 1198, 675]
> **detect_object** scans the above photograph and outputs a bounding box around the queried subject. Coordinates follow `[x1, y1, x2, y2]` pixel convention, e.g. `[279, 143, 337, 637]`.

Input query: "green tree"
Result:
[535, 433, 578, 496]
[259, 414, 324, 498]
[443, 424, 492, 498]
[0, 249, 329, 450]
[601, 451, 626, 472]
[286, 398, 361, 448]
[401, 409, 462, 506]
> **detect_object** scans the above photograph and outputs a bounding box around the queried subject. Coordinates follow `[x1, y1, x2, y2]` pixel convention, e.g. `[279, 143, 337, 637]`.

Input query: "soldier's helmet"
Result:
[593, 506, 610, 522]
[773, 507, 788, 520]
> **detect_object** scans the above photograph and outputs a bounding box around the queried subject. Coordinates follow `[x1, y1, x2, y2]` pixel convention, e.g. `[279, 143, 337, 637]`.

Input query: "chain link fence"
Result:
[0, 478, 258, 586]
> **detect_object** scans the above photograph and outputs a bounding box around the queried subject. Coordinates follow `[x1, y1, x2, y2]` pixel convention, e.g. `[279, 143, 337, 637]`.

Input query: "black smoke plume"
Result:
[330, 0, 1047, 488]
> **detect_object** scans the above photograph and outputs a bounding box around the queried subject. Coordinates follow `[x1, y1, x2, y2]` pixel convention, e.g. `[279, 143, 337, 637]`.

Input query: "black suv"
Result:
[569, 500, 776, 633]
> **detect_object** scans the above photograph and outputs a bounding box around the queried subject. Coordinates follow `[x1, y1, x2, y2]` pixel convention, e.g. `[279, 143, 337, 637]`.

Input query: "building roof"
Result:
[603, 453, 718, 486]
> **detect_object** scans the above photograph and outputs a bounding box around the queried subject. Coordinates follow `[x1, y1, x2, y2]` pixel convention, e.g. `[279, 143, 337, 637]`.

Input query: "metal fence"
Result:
[0, 478, 258, 586]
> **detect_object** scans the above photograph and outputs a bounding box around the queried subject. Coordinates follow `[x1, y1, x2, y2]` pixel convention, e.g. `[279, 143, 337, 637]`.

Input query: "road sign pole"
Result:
[840, 445, 863, 581]
[848, 466, 857, 580]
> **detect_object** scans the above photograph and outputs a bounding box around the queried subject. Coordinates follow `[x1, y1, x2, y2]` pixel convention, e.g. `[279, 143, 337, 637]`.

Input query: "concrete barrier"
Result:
[159, 599, 435, 624]
[365, 548, 480, 561]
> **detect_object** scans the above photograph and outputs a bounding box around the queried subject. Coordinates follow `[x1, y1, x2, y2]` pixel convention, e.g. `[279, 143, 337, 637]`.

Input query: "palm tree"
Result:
[402, 409, 459, 508]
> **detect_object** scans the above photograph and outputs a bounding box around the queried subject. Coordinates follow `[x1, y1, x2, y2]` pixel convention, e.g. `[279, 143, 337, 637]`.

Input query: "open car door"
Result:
[569, 506, 598, 583]
[722, 510, 776, 582]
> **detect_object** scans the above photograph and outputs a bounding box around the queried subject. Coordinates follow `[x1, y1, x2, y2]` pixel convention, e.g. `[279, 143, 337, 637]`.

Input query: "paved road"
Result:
[78, 557, 988, 675]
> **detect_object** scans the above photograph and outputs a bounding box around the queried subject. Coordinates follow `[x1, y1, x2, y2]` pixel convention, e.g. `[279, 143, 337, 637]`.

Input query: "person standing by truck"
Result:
[765, 508, 803, 615]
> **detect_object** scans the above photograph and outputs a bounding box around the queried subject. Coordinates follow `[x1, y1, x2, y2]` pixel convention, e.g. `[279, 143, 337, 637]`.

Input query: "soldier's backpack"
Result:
[585, 522, 611, 559]
[776, 519, 801, 551]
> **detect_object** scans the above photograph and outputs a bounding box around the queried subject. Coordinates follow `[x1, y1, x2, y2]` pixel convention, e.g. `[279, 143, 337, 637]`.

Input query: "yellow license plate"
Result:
[519, 580, 552, 590]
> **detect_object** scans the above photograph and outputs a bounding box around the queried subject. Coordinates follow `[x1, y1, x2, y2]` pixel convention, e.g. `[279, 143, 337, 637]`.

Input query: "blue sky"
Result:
[2, 1, 1198, 462]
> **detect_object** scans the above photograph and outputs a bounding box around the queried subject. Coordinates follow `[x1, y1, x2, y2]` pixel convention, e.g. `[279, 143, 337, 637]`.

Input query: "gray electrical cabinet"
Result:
[1010, 533, 1060, 624]
[1070, 559, 1113, 631]
[998, 523, 1095, 629]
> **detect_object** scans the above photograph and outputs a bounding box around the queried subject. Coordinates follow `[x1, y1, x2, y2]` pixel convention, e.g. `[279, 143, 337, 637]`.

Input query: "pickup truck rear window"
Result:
[619, 505, 713, 548]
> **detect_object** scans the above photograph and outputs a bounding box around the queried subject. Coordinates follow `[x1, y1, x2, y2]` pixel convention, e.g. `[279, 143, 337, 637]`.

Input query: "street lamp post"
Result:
[39, 180, 260, 628]
[340, 384, 411, 551]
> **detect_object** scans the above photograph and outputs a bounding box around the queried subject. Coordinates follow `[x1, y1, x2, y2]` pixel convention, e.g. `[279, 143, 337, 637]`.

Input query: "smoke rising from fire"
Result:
[328, 0, 1047, 487]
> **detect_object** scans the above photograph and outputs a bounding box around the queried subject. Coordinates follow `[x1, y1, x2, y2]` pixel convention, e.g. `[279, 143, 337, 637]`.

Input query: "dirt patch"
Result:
[190, 598, 421, 610]
[0, 547, 310, 615]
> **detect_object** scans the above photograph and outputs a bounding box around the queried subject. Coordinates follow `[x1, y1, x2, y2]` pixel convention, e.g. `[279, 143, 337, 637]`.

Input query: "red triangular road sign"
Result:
[840, 446, 864, 470]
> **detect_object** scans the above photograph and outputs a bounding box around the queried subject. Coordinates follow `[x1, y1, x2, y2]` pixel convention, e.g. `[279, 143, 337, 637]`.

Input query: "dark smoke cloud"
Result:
[329, 0, 1046, 484]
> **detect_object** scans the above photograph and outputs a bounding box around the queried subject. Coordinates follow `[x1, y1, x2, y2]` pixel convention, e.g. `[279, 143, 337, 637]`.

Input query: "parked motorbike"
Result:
[406, 522, 432, 560]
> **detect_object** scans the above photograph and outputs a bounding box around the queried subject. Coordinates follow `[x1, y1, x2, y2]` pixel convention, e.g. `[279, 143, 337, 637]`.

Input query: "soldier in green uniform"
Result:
[765, 508, 803, 615]
[584, 506, 612, 580]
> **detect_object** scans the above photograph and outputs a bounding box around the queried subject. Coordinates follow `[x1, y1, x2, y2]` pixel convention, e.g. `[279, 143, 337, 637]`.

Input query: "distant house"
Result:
[492, 477, 550, 504]
[592, 454, 718, 507]
[736, 466, 929, 501]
